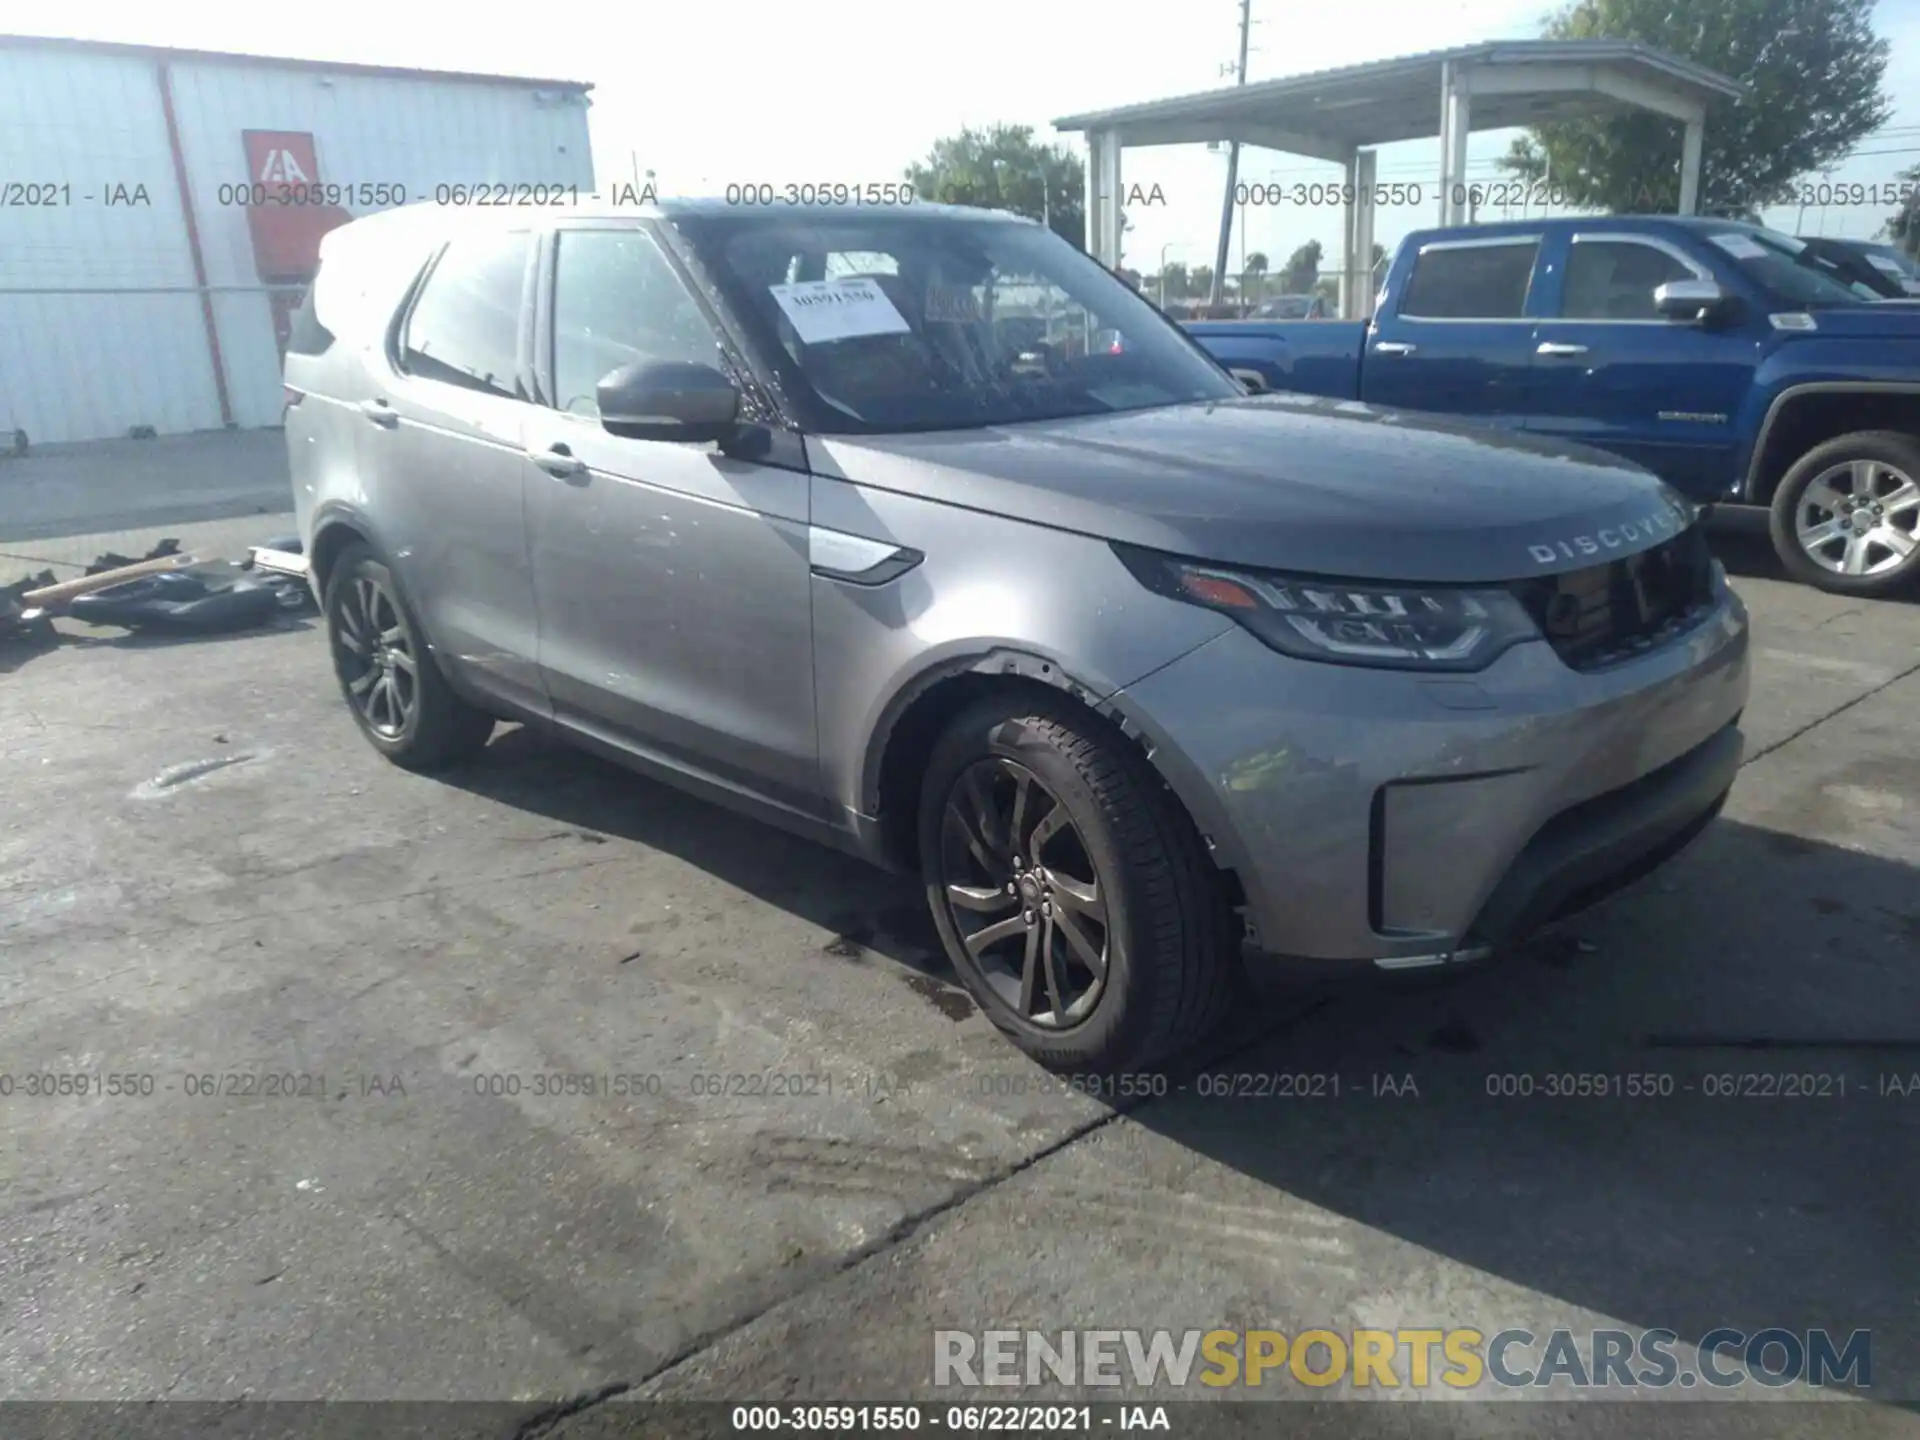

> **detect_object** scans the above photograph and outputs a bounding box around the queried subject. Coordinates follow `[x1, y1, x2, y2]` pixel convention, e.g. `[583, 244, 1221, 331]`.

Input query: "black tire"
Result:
[1768, 430, 1920, 597]
[323, 541, 494, 770]
[917, 694, 1236, 1074]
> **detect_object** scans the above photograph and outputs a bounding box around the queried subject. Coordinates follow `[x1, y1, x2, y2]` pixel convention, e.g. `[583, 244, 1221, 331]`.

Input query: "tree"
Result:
[1243, 251, 1269, 301]
[906, 124, 1086, 248]
[1279, 240, 1322, 292]
[1499, 0, 1891, 215]
[1191, 264, 1216, 300]
[1887, 160, 1920, 257]
[1157, 261, 1191, 301]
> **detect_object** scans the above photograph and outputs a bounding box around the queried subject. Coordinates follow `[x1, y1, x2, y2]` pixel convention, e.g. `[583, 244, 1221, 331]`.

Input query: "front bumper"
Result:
[1115, 588, 1750, 966]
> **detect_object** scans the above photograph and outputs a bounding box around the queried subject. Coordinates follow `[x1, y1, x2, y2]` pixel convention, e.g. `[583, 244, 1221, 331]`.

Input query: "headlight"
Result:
[1114, 544, 1539, 672]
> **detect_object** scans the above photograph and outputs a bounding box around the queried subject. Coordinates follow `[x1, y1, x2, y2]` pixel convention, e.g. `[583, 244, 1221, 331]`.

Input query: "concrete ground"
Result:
[0, 429, 292, 584]
[1, 534, 1916, 1438]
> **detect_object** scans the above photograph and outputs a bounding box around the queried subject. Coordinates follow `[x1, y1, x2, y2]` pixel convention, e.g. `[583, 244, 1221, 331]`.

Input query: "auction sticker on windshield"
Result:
[769, 278, 910, 344]
[1707, 233, 1769, 260]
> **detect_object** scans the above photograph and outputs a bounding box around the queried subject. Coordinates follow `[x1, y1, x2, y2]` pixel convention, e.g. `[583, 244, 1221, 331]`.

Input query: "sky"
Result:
[16, 0, 1920, 279]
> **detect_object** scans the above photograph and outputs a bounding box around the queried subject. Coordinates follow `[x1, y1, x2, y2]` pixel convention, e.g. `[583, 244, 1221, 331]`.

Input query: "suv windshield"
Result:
[674, 212, 1240, 434]
[1701, 225, 1876, 307]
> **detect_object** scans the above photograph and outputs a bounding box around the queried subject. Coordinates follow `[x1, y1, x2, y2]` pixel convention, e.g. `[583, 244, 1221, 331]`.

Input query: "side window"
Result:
[1562, 241, 1696, 321]
[1399, 241, 1538, 319]
[552, 229, 720, 416]
[400, 230, 533, 398]
[286, 275, 335, 356]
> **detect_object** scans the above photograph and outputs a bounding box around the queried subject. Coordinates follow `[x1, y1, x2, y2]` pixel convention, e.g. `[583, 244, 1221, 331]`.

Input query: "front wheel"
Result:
[1768, 431, 1920, 597]
[917, 695, 1236, 1074]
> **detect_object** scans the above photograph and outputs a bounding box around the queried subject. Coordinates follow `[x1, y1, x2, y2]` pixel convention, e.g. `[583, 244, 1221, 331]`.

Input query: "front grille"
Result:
[1511, 527, 1716, 672]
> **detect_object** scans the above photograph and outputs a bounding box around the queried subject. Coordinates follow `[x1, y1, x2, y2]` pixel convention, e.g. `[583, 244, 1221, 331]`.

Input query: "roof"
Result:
[321, 196, 1041, 242]
[660, 197, 1035, 224]
[0, 33, 592, 92]
[1053, 40, 1743, 154]
[1397, 214, 1763, 240]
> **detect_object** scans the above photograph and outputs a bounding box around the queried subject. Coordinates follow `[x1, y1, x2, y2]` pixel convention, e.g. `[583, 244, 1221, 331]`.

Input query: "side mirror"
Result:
[597, 360, 739, 443]
[1228, 368, 1268, 393]
[1653, 278, 1730, 323]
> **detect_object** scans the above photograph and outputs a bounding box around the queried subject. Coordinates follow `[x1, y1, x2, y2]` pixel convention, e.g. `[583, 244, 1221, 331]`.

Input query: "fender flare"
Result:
[1744, 381, 1920, 501]
[857, 645, 1134, 816]
[306, 503, 462, 686]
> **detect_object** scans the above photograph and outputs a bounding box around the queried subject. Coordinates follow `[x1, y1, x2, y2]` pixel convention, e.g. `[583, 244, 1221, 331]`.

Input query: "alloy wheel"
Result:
[938, 759, 1111, 1029]
[333, 575, 418, 739]
[1794, 459, 1920, 578]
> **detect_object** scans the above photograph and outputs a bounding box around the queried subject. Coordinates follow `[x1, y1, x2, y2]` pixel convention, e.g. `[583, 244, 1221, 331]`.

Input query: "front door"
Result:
[360, 227, 547, 716]
[523, 223, 822, 816]
[1526, 233, 1756, 501]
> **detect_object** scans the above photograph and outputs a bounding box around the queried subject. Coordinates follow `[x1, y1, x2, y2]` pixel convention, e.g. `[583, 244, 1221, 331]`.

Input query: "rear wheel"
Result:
[1769, 431, 1920, 597]
[324, 541, 494, 770]
[918, 695, 1235, 1074]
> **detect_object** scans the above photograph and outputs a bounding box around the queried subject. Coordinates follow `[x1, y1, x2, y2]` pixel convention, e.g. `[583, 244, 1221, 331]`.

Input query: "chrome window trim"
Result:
[1397, 235, 1542, 323]
[1553, 234, 1714, 325]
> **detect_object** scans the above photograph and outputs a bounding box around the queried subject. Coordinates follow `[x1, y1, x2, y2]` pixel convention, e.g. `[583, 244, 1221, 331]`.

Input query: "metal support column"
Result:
[1436, 60, 1472, 224]
[1084, 130, 1124, 265]
[1352, 148, 1377, 318]
[1339, 150, 1360, 320]
[1678, 116, 1704, 214]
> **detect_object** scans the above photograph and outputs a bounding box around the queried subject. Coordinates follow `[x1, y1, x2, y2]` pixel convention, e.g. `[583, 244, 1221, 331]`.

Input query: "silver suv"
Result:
[285, 198, 1750, 1074]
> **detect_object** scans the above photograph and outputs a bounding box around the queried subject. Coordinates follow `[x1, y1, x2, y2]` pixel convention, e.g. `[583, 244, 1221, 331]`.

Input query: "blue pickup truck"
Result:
[1186, 216, 1920, 597]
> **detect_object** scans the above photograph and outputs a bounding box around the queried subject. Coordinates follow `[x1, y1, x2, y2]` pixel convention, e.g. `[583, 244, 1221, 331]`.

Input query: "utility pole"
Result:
[1209, 0, 1252, 309]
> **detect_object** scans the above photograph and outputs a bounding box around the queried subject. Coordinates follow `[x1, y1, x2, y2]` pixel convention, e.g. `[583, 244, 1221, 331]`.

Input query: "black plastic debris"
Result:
[243, 535, 316, 612]
[84, 538, 181, 575]
[66, 565, 283, 634]
[1, 590, 56, 647]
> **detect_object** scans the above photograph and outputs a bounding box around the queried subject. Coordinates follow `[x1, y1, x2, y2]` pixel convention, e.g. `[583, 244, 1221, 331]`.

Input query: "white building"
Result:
[0, 35, 595, 445]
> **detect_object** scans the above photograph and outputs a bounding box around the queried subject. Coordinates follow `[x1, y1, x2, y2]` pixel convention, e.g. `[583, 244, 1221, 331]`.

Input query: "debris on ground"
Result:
[83, 538, 182, 575]
[1, 590, 57, 648]
[22, 553, 200, 611]
[2, 534, 316, 648]
[243, 536, 316, 613]
[65, 563, 284, 634]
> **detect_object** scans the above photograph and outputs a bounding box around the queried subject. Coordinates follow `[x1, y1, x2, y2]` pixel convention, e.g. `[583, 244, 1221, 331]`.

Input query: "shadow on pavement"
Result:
[436, 719, 1917, 1395]
[1712, 527, 1918, 604]
[1123, 814, 1919, 1398]
[445, 723, 952, 983]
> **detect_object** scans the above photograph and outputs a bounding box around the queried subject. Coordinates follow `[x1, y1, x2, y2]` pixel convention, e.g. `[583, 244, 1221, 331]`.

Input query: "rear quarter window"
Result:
[286, 276, 335, 356]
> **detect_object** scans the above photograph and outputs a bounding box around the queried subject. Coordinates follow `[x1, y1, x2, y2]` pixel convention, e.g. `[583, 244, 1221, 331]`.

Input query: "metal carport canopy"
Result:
[1053, 40, 1745, 318]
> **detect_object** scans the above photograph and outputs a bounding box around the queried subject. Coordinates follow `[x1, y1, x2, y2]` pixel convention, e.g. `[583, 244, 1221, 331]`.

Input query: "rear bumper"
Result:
[1112, 584, 1750, 968]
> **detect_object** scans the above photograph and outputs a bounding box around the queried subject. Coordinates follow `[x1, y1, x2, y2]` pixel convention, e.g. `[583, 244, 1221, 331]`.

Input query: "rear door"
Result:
[360, 227, 548, 716]
[1363, 234, 1541, 423]
[1525, 232, 1757, 499]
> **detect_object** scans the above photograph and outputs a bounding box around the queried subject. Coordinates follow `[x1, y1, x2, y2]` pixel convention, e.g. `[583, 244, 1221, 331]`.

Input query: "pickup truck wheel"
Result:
[324, 541, 495, 770]
[1769, 431, 1920, 597]
[918, 696, 1237, 1075]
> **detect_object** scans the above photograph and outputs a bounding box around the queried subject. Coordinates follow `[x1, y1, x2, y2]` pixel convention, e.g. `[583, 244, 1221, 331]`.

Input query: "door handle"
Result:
[359, 399, 399, 427]
[528, 443, 586, 478]
[1373, 340, 1417, 356]
[1536, 341, 1590, 357]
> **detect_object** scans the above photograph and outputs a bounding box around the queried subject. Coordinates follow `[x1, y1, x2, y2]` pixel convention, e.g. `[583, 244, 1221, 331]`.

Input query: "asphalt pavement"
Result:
[1, 535, 1915, 1439]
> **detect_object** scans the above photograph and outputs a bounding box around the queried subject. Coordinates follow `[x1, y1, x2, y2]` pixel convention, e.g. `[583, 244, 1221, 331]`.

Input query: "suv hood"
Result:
[813, 394, 1692, 583]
